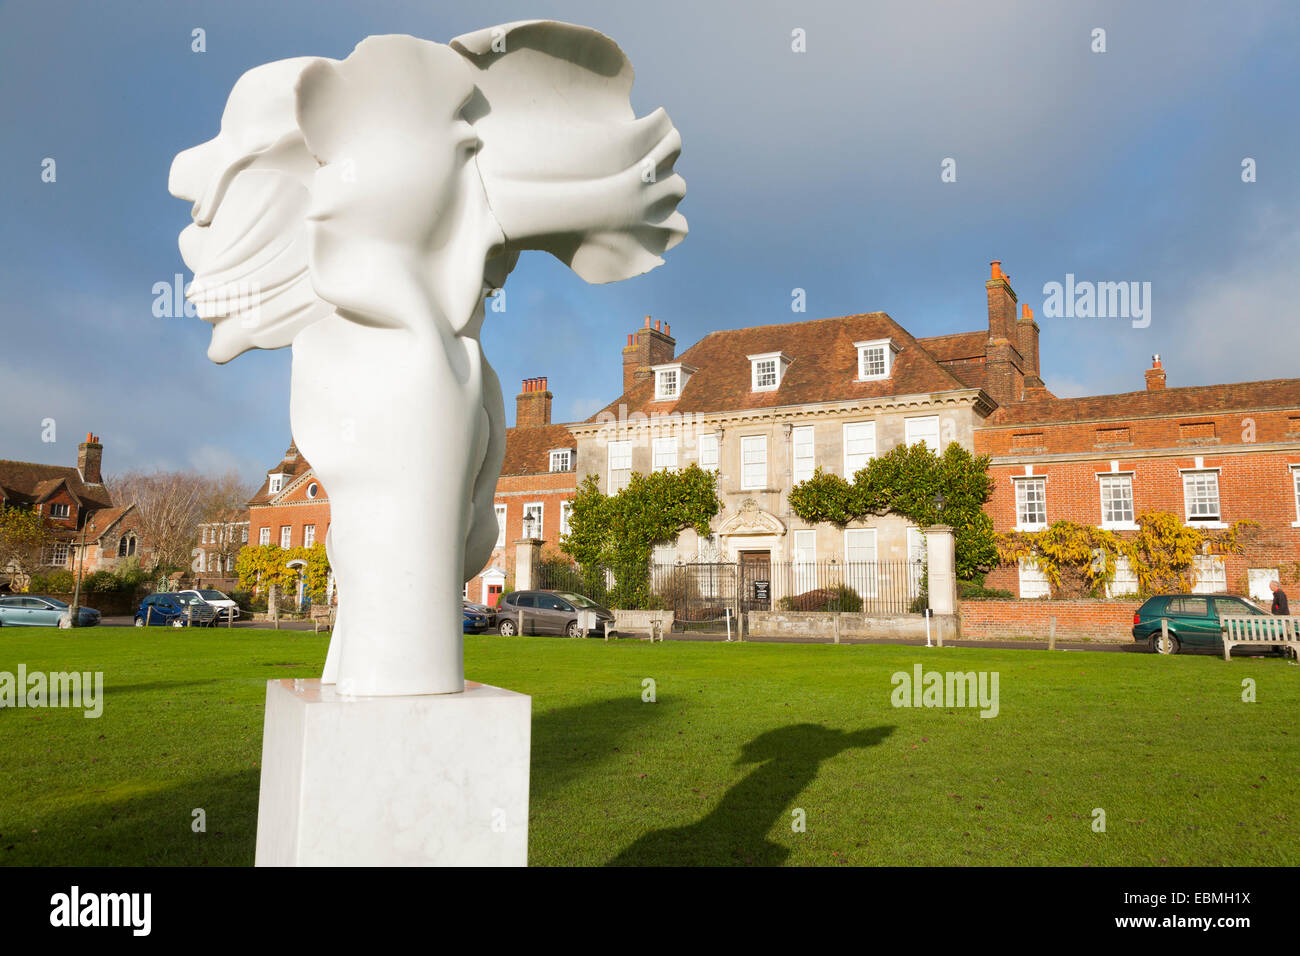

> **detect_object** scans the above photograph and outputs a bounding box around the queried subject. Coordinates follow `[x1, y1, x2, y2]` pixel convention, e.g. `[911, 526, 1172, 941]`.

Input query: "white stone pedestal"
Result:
[254, 678, 530, 866]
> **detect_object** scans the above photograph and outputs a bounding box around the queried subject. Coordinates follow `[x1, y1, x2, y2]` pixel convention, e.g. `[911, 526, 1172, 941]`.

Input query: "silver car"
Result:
[0, 595, 101, 627]
[496, 590, 616, 637]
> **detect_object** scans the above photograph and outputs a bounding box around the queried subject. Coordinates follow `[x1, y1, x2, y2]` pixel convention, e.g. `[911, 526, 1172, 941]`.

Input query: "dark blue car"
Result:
[463, 607, 488, 634]
[134, 592, 218, 628]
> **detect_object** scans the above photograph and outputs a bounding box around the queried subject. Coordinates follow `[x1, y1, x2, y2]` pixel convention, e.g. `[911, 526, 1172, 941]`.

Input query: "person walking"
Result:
[1270, 580, 1289, 615]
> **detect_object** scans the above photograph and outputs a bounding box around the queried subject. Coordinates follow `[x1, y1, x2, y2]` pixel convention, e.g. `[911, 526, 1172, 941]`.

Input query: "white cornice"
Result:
[567, 389, 991, 437]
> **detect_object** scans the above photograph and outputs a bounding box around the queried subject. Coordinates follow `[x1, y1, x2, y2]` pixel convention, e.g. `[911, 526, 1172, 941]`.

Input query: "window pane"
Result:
[1015, 478, 1047, 527]
[698, 434, 719, 471]
[844, 422, 875, 475]
[1183, 472, 1220, 520]
[1100, 475, 1134, 524]
[792, 425, 815, 484]
[904, 416, 940, 451]
[609, 441, 632, 494]
[860, 346, 887, 377]
[653, 437, 677, 472]
[741, 436, 766, 489]
[1018, 557, 1051, 598]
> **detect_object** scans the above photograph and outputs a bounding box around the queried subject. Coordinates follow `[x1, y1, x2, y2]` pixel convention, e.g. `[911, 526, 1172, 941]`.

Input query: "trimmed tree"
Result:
[788, 441, 997, 580]
[562, 464, 721, 608]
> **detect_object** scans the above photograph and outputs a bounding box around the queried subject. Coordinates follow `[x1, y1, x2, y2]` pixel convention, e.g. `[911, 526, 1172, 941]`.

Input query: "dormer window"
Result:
[748, 352, 792, 392]
[652, 362, 695, 401]
[49, 503, 70, 519]
[549, 449, 574, 472]
[855, 339, 899, 381]
[268, 474, 284, 494]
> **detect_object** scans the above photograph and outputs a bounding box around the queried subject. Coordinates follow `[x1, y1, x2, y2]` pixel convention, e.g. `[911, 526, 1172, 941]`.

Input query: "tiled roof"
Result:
[248, 443, 315, 506]
[916, 330, 987, 363]
[915, 330, 990, 389]
[988, 378, 1300, 426]
[0, 459, 113, 511]
[590, 313, 973, 420]
[501, 423, 576, 476]
[89, 506, 132, 540]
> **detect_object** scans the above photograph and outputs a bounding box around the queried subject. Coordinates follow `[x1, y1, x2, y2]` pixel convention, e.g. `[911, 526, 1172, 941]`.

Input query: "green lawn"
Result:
[0, 626, 1295, 866]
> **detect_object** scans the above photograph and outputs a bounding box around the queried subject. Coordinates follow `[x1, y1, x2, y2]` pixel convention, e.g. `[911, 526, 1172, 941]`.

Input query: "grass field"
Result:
[0, 625, 1296, 866]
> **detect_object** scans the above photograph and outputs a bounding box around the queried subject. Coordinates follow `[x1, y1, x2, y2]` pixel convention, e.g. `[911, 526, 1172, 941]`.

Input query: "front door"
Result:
[740, 550, 772, 612]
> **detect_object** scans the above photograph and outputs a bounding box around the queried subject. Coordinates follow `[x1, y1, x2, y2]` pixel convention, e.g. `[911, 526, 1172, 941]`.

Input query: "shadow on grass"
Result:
[7, 770, 260, 867]
[607, 723, 895, 867]
[530, 694, 669, 804]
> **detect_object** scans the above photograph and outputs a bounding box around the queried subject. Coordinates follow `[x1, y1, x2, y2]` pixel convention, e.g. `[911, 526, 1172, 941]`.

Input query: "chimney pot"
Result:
[654, 319, 661, 332]
[644, 315, 652, 328]
[85, 432, 92, 442]
[665, 323, 671, 336]
[627, 333, 634, 347]
[516, 376, 552, 427]
[990, 260, 1002, 280]
[1145, 356, 1167, 390]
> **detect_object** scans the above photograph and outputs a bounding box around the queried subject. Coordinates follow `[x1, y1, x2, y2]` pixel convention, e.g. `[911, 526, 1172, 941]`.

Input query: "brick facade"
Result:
[0, 433, 148, 586]
[960, 598, 1143, 643]
[466, 382, 578, 606]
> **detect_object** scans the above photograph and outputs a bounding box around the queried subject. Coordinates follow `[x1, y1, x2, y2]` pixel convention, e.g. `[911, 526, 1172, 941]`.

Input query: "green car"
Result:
[1131, 593, 1273, 654]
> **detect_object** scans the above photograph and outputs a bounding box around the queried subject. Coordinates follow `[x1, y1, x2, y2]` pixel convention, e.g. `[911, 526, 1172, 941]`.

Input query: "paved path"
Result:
[100, 616, 322, 631]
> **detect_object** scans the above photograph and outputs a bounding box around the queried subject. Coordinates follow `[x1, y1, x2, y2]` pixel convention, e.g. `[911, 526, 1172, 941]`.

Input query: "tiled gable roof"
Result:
[591, 313, 973, 420]
[248, 443, 315, 506]
[988, 378, 1300, 426]
[0, 459, 113, 511]
[501, 423, 577, 476]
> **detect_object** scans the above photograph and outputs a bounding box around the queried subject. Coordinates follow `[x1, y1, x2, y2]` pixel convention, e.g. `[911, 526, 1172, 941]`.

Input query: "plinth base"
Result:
[254, 678, 530, 866]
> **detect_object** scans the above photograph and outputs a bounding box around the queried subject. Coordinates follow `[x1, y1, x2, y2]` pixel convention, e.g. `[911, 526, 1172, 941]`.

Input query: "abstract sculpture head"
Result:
[170, 21, 686, 696]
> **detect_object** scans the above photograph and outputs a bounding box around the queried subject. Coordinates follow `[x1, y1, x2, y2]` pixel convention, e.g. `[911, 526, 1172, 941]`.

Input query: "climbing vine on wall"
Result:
[995, 512, 1259, 598]
[235, 543, 331, 598]
[787, 442, 998, 580]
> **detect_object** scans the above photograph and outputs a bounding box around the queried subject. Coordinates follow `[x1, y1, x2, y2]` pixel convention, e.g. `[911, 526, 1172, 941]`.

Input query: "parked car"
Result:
[0, 595, 100, 628]
[179, 588, 240, 621]
[463, 606, 489, 634]
[1132, 593, 1274, 654]
[134, 592, 218, 628]
[495, 590, 616, 637]
[463, 599, 497, 629]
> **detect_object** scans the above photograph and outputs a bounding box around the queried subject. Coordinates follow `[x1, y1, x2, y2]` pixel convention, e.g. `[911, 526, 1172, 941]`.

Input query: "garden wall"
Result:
[746, 610, 959, 643]
[42, 591, 142, 616]
[959, 598, 1142, 643]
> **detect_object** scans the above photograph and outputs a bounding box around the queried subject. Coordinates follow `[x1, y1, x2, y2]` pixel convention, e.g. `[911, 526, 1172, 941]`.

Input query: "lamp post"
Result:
[68, 517, 92, 628]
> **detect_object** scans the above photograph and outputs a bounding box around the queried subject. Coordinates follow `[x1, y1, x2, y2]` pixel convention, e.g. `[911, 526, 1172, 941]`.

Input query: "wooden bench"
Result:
[1219, 615, 1300, 661]
[310, 605, 335, 633]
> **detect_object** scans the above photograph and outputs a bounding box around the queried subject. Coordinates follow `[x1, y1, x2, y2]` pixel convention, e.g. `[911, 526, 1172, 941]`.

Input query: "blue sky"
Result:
[2, 0, 1298, 485]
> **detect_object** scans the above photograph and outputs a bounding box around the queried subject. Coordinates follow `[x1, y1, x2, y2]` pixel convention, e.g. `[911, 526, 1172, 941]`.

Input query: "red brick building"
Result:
[0, 433, 147, 588]
[247, 441, 331, 553]
[466, 377, 578, 606]
[922, 261, 1300, 600]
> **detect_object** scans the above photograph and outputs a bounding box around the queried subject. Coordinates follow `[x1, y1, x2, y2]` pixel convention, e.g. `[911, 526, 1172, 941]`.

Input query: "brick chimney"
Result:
[986, 260, 1018, 342]
[983, 261, 1025, 406]
[622, 315, 676, 395]
[77, 432, 103, 484]
[1145, 354, 1166, 390]
[1017, 302, 1041, 382]
[516, 377, 552, 428]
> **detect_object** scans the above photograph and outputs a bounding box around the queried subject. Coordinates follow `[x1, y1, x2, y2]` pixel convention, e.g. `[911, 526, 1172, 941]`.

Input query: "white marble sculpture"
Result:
[170, 22, 686, 696]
